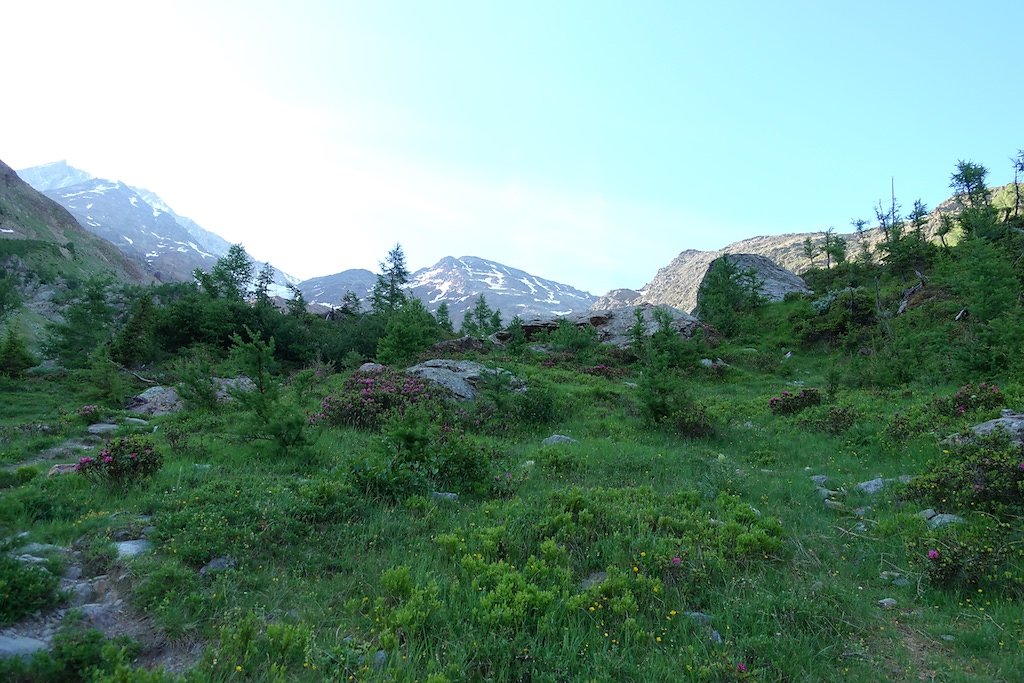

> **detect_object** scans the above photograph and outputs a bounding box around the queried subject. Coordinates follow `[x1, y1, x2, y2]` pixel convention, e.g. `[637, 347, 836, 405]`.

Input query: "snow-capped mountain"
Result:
[300, 256, 596, 322]
[17, 161, 297, 293]
[407, 256, 596, 320]
[297, 269, 378, 309]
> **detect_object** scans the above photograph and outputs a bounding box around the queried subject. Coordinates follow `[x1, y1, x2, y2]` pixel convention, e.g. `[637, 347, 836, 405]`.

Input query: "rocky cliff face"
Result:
[694, 254, 811, 314]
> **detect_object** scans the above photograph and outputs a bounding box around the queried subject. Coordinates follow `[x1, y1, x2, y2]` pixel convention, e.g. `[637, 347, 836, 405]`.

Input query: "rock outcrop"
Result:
[405, 360, 524, 401]
[497, 303, 703, 348]
[694, 254, 811, 315]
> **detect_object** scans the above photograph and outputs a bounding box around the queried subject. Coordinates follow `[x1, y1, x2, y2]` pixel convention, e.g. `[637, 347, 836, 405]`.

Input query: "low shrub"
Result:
[768, 388, 821, 415]
[311, 369, 440, 431]
[75, 435, 162, 486]
[915, 519, 1023, 594]
[0, 555, 63, 624]
[798, 404, 860, 434]
[932, 381, 1003, 417]
[637, 369, 714, 437]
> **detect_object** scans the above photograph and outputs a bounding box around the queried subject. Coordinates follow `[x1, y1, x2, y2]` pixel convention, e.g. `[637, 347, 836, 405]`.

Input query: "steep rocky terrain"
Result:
[18, 161, 296, 293]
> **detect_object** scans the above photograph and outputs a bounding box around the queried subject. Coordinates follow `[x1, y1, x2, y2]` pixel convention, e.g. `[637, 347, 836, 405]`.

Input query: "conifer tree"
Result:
[371, 244, 409, 316]
[435, 302, 453, 334]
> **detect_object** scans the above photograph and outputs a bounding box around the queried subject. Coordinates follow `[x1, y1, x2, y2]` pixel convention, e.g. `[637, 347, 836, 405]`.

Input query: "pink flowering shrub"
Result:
[76, 435, 162, 485]
[933, 382, 1003, 417]
[768, 388, 821, 416]
[309, 369, 440, 431]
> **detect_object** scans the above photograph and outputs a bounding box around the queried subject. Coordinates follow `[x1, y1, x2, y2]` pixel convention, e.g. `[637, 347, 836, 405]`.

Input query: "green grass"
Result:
[0, 341, 1021, 682]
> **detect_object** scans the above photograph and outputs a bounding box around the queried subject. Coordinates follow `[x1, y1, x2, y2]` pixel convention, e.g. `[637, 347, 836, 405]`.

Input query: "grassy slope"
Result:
[1, 321, 1022, 682]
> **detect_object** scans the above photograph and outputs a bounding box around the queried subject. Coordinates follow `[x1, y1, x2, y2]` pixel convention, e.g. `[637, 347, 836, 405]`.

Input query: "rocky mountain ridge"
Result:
[17, 161, 297, 294]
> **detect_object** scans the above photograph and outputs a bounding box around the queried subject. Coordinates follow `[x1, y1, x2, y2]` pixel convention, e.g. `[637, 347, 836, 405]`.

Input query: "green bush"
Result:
[797, 404, 859, 434]
[0, 555, 63, 624]
[311, 368, 440, 431]
[636, 369, 713, 437]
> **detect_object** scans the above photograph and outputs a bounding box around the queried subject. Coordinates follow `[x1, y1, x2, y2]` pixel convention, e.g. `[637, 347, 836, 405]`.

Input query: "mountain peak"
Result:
[17, 160, 94, 193]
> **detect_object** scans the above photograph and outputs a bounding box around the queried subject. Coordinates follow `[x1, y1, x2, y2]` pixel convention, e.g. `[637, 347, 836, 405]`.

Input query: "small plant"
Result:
[768, 388, 822, 415]
[76, 435, 163, 486]
[637, 369, 714, 437]
[798, 405, 859, 434]
[0, 555, 63, 624]
[77, 404, 100, 422]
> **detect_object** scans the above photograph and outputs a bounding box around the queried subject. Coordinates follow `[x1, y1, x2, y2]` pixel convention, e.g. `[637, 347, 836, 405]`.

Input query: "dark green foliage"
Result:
[636, 368, 713, 437]
[228, 329, 312, 457]
[253, 262, 275, 306]
[506, 315, 526, 354]
[371, 244, 410, 316]
[435, 301, 453, 334]
[376, 298, 442, 365]
[695, 255, 764, 337]
[194, 243, 253, 300]
[0, 554, 62, 624]
[0, 325, 37, 377]
[0, 273, 21, 322]
[108, 293, 157, 367]
[460, 295, 503, 338]
[547, 319, 598, 358]
[78, 346, 135, 407]
[45, 277, 116, 368]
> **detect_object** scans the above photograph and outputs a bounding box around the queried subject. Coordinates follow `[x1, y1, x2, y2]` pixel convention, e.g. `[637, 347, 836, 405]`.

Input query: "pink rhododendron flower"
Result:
[927, 549, 940, 561]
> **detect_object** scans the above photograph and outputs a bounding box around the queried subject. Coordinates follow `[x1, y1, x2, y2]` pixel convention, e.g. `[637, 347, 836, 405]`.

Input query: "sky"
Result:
[2, 1, 1022, 294]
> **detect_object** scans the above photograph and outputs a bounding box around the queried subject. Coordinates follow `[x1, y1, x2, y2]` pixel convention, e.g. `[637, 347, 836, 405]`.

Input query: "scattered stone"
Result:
[918, 509, 937, 521]
[579, 572, 608, 590]
[46, 463, 78, 477]
[852, 522, 867, 533]
[542, 434, 578, 446]
[816, 487, 840, 499]
[17, 542, 64, 555]
[699, 358, 728, 370]
[879, 571, 901, 582]
[927, 514, 964, 529]
[622, 381, 638, 388]
[373, 650, 387, 670]
[709, 630, 723, 644]
[941, 635, 955, 642]
[0, 635, 48, 659]
[141, 526, 157, 537]
[14, 554, 47, 565]
[199, 556, 237, 577]
[684, 611, 713, 625]
[80, 603, 119, 629]
[429, 336, 486, 354]
[823, 500, 845, 511]
[809, 475, 829, 486]
[430, 492, 459, 503]
[127, 386, 183, 415]
[504, 304, 704, 348]
[957, 409, 1024, 447]
[856, 478, 886, 495]
[113, 539, 152, 559]
[194, 464, 212, 472]
[112, 529, 135, 542]
[358, 362, 386, 373]
[65, 581, 97, 607]
[853, 507, 871, 518]
[878, 598, 897, 609]
[63, 564, 84, 581]
[122, 417, 149, 426]
[86, 423, 119, 435]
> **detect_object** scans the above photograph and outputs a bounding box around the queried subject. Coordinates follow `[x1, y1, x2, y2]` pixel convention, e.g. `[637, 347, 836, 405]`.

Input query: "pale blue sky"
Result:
[3, 1, 1021, 293]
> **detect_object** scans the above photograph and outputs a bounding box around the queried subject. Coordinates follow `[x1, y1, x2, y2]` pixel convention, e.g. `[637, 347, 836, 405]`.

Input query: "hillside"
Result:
[0, 158, 149, 329]
[604, 186, 1015, 313]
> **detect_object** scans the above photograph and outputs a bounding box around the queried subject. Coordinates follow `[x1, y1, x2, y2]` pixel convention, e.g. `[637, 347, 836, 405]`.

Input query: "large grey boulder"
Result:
[695, 254, 811, 316]
[127, 386, 183, 415]
[405, 360, 524, 401]
[967, 409, 1024, 446]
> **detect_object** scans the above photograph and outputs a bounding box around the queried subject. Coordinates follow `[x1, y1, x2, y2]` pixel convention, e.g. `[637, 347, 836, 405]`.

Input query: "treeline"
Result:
[2, 243, 520, 380]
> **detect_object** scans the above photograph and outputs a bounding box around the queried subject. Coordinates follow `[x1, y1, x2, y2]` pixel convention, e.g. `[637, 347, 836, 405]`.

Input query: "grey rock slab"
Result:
[878, 598, 897, 609]
[17, 542, 65, 555]
[856, 478, 886, 495]
[63, 564, 84, 581]
[141, 526, 157, 537]
[122, 417, 149, 426]
[199, 556, 237, 577]
[128, 386, 183, 416]
[542, 434, 578, 446]
[816, 487, 840, 499]
[927, 514, 964, 529]
[405, 359, 524, 402]
[809, 475, 829, 486]
[430, 492, 459, 503]
[966, 410, 1024, 445]
[709, 630, 723, 644]
[14, 554, 47, 565]
[684, 611, 713, 625]
[87, 423, 119, 435]
[918, 509, 938, 520]
[358, 363, 386, 373]
[579, 572, 607, 591]
[114, 539, 152, 559]
[823, 499, 845, 511]
[0, 635, 49, 659]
